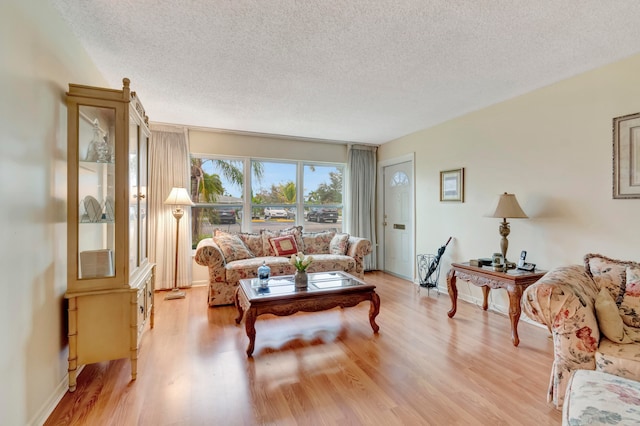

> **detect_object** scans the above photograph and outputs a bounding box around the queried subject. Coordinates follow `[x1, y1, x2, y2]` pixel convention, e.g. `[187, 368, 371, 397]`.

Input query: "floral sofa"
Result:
[522, 253, 640, 409]
[195, 226, 372, 306]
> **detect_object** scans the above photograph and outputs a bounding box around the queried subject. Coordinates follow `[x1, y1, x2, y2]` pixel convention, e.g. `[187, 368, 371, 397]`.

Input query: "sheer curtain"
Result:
[149, 124, 192, 290]
[346, 144, 378, 271]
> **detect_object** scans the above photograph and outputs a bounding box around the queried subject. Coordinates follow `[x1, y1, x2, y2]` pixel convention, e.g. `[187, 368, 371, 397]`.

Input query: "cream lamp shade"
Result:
[164, 187, 194, 206]
[164, 187, 194, 219]
[490, 193, 528, 220]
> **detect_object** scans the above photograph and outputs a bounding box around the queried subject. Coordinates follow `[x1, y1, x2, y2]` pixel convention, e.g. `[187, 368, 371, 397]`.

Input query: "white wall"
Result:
[0, 1, 107, 424]
[189, 128, 348, 162]
[379, 53, 640, 314]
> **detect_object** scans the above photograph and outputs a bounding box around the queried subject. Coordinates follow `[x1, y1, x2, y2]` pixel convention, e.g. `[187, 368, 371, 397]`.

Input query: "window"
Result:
[251, 160, 297, 231]
[190, 156, 344, 248]
[190, 158, 244, 246]
[303, 164, 343, 231]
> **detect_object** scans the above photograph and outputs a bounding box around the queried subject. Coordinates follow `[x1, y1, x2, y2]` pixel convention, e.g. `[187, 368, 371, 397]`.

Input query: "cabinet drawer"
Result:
[137, 288, 146, 337]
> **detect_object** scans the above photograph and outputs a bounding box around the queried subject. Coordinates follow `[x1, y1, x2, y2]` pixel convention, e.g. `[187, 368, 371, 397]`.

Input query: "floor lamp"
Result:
[164, 187, 194, 300]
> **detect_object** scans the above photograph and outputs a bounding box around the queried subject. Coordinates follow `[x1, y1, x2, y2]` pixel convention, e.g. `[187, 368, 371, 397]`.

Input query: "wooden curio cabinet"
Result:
[65, 78, 154, 392]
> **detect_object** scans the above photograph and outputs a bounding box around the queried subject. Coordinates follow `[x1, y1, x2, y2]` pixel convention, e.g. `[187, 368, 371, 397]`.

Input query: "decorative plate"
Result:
[104, 195, 115, 221]
[83, 196, 102, 223]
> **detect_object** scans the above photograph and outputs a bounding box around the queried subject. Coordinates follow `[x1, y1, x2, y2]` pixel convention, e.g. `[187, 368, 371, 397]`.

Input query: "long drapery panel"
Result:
[149, 125, 192, 290]
[347, 144, 377, 270]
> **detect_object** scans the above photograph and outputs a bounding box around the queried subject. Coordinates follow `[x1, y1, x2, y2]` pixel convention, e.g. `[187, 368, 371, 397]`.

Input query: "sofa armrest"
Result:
[194, 238, 225, 269]
[522, 265, 600, 409]
[346, 236, 372, 278]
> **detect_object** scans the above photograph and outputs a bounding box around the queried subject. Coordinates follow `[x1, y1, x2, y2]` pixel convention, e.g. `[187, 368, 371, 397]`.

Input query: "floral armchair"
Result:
[522, 253, 640, 409]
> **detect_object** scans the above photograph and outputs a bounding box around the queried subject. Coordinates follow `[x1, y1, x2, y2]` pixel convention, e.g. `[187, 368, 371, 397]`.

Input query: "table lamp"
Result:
[164, 187, 194, 300]
[490, 192, 528, 270]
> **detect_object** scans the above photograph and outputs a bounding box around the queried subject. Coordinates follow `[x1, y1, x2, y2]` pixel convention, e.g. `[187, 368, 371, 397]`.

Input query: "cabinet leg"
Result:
[131, 354, 138, 380]
[68, 366, 77, 392]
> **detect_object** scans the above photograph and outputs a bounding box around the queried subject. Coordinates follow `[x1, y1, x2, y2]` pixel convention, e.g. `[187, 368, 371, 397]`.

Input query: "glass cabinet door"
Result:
[76, 105, 116, 280]
[129, 118, 139, 273]
[128, 115, 150, 272]
[138, 126, 149, 265]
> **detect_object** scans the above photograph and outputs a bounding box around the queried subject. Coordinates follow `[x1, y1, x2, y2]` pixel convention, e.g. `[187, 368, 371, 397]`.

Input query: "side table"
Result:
[446, 262, 546, 346]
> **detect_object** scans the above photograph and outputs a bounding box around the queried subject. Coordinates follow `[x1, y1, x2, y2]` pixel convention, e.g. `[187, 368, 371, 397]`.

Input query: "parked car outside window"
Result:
[213, 208, 237, 224]
[264, 208, 288, 220]
[307, 207, 338, 223]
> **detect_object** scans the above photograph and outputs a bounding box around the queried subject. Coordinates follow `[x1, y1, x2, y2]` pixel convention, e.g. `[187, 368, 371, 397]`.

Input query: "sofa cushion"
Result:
[596, 337, 640, 382]
[563, 369, 640, 426]
[584, 253, 640, 304]
[329, 233, 350, 255]
[213, 233, 254, 262]
[620, 267, 640, 328]
[595, 288, 633, 344]
[302, 230, 335, 254]
[269, 234, 299, 257]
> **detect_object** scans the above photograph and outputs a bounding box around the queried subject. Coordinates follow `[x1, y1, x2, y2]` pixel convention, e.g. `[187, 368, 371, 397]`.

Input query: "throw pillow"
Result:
[269, 235, 299, 257]
[584, 253, 640, 304]
[213, 233, 255, 262]
[302, 230, 336, 254]
[261, 226, 304, 256]
[620, 267, 640, 328]
[329, 233, 350, 255]
[236, 232, 264, 257]
[595, 288, 633, 344]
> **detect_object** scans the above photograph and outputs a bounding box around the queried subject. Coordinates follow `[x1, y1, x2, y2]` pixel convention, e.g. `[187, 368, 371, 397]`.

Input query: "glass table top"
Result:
[241, 271, 371, 300]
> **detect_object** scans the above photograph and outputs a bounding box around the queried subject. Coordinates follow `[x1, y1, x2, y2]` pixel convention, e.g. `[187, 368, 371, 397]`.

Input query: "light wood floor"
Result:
[45, 271, 561, 425]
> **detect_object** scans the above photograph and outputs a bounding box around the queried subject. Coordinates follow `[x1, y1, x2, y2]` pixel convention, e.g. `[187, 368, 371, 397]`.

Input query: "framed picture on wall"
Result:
[440, 168, 464, 202]
[613, 112, 640, 199]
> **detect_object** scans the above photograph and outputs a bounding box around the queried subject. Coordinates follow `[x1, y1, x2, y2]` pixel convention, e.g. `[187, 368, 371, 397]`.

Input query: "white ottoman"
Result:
[563, 369, 640, 425]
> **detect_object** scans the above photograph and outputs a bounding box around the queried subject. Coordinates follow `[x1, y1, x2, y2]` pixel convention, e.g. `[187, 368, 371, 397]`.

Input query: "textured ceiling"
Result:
[50, 0, 640, 144]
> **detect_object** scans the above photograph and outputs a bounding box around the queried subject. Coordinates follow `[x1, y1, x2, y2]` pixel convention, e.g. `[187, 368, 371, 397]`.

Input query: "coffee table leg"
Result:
[245, 309, 257, 357]
[447, 268, 458, 318]
[369, 291, 380, 333]
[234, 288, 244, 324]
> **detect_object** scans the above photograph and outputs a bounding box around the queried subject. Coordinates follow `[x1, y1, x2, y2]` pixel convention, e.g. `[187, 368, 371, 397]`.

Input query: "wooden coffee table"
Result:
[234, 271, 380, 356]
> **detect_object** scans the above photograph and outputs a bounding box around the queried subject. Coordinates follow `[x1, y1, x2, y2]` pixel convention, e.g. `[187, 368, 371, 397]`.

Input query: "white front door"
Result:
[383, 161, 413, 279]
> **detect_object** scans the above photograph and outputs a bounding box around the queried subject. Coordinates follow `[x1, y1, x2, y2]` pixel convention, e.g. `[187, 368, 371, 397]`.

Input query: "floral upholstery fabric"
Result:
[522, 265, 600, 409]
[563, 369, 640, 425]
[195, 231, 372, 306]
[522, 255, 640, 410]
[595, 289, 633, 344]
[212, 233, 254, 262]
[596, 338, 640, 381]
[329, 233, 350, 255]
[302, 231, 335, 254]
[621, 267, 640, 327]
[585, 253, 640, 304]
[217, 230, 264, 257]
